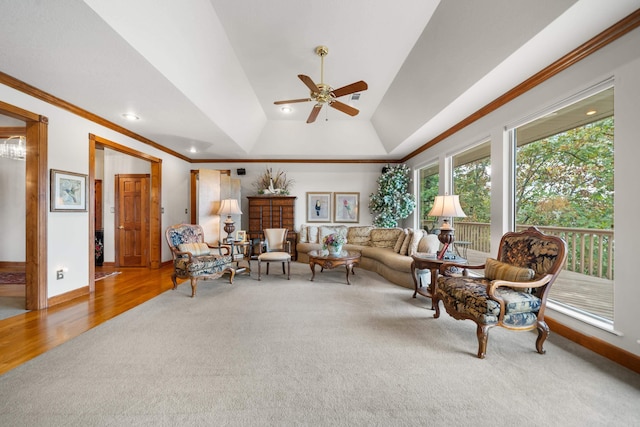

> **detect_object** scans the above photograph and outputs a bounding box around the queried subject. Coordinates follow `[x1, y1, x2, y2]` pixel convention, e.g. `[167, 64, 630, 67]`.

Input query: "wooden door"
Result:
[115, 174, 149, 267]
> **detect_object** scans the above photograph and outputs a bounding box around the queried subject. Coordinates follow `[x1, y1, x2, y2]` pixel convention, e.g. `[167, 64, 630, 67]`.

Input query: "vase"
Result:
[328, 244, 342, 255]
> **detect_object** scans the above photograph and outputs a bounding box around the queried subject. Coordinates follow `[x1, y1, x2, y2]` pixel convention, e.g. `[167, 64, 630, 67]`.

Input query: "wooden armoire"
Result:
[247, 196, 297, 260]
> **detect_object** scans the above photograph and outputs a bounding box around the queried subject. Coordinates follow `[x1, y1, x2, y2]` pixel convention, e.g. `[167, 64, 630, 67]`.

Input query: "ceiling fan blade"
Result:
[298, 74, 320, 93]
[274, 98, 311, 105]
[307, 104, 323, 123]
[330, 100, 359, 116]
[331, 80, 368, 98]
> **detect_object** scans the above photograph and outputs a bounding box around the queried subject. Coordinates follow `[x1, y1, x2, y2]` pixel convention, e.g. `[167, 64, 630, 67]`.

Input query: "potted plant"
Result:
[369, 164, 417, 228]
[323, 233, 346, 255]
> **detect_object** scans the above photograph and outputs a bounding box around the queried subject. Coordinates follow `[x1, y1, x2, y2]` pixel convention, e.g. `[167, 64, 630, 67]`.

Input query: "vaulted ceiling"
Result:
[0, 0, 638, 161]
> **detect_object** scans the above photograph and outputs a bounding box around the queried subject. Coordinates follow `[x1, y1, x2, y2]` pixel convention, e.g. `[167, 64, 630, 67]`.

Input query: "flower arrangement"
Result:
[254, 167, 294, 195]
[322, 233, 346, 249]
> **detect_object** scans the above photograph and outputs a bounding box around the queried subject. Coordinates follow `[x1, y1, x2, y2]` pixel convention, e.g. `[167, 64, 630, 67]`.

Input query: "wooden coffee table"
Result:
[308, 250, 361, 285]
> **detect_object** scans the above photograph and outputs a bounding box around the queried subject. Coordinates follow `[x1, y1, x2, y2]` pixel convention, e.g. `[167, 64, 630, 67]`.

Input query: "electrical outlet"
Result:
[185, 208, 188, 214]
[56, 270, 64, 280]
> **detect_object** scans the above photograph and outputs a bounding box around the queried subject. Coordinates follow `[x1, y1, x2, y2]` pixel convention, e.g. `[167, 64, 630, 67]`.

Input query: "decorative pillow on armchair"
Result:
[178, 242, 211, 256]
[484, 258, 535, 282]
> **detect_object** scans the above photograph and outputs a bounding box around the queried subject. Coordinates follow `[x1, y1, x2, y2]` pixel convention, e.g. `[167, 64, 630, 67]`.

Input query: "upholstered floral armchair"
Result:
[165, 223, 235, 297]
[433, 226, 567, 358]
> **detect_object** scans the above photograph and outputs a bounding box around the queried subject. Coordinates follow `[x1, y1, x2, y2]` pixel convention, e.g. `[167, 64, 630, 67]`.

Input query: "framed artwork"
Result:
[50, 169, 87, 212]
[334, 192, 360, 223]
[236, 230, 246, 242]
[306, 192, 331, 222]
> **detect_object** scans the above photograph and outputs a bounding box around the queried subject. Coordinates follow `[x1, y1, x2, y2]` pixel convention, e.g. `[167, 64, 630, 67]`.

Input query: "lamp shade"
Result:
[217, 199, 243, 216]
[428, 195, 467, 218]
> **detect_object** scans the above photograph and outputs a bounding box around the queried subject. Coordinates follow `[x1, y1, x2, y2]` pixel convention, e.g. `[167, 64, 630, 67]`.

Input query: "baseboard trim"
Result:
[0, 261, 26, 268]
[547, 316, 640, 374]
[48, 286, 90, 307]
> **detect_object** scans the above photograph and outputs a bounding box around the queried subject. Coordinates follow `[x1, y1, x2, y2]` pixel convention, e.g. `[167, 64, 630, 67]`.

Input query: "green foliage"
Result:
[515, 117, 614, 229]
[419, 173, 439, 232]
[453, 157, 491, 223]
[369, 164, 417, 228]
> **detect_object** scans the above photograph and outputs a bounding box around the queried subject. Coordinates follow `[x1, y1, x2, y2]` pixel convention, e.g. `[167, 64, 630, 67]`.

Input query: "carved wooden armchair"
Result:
[165, 223, 235, 297]
[433, 226, 567, 358]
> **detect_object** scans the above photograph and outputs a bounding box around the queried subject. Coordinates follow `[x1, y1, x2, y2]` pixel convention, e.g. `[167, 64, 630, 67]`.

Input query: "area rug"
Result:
[0, 263, 639, 426]
[0, 271, 121, 284]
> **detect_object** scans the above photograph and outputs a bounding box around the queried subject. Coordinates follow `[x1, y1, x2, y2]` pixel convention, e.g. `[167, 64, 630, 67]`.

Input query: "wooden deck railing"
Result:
[451, 222, 614, 280]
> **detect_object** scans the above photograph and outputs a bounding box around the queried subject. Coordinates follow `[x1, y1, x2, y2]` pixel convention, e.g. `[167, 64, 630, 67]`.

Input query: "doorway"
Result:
[115, 174, 150, 267]
[89, 134, 162, 293]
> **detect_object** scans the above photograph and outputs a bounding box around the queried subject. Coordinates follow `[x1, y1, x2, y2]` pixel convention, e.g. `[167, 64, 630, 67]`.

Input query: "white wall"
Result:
[194, 162, 389, 232]
[0, 157, 25, 261]
[406, 27, 640, 356]
[0, 84, 192, 298]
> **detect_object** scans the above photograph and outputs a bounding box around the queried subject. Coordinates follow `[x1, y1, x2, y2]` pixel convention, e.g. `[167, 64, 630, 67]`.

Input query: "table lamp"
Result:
[428, 195, 466, 259]
[217, 199, 243, 243]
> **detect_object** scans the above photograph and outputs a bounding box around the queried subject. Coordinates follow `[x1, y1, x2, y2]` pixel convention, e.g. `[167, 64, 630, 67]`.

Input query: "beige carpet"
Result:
[0, 263, 638, 426]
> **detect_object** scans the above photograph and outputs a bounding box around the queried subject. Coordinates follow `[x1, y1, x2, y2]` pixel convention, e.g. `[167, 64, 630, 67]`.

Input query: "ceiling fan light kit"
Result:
[274, 46, 368, 123]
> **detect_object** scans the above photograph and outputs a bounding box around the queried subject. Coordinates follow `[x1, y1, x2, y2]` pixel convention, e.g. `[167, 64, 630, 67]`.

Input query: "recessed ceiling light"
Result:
[280, 106, 293, 113]
[122, 113, 140, 121]
[189, 147, 197, 153]
[586, 109, 597, 116]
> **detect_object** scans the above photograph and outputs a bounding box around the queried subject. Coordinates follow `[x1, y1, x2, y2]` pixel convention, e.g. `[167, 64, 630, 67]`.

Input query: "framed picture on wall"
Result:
[306, 192, 331, 222]
[50, 169, 88, 212]
[334, 192, 359, 223]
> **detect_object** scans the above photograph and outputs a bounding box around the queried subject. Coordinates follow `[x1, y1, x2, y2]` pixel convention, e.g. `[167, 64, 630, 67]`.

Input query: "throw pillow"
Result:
[418, 233, 440, 254]
[400, 230, 412, 255]
[299, 225, 308, 243]
[370, 228, 403, 249]
[307, 226, 319, 243]
[346, 226, 374, 246]
[178, 242, 211, 256]
[484, 258, 535, 282]
[319, 226, 349, 244]
[393, 229, 409, 253]
[408, 229, 424, 256]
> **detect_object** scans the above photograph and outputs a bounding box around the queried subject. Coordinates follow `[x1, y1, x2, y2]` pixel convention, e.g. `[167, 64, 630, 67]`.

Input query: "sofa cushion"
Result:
[370, 228, 403, 249]
[408, 229, 424, 256]
[393, 229, 409, 253]
[485, 258, 535, 282]
[178, 242, 211, 256]
[298, 225, 308, 243]
[399, 230, 412, 255]
[347, 226, 374, 246]
[319, 226, 348, 244]
[307, 225, 319, 243]
[418, 233, 440, 254]
[361, 246, 413, 273]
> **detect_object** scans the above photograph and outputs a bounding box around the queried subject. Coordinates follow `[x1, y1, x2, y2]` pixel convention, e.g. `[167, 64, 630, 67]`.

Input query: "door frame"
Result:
[89, 134, 162, 292]
[0, 100, 48, 310]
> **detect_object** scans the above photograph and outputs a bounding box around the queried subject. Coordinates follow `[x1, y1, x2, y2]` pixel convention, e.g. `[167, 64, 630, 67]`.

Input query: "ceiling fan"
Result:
[274, 46, 368, 123]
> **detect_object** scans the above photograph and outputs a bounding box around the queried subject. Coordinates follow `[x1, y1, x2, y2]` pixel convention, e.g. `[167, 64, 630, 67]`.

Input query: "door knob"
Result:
[118, 225, 124, 229]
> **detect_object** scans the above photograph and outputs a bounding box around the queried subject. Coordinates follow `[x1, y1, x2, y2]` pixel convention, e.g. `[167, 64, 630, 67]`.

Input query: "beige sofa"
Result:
[296, 225, 440, 289]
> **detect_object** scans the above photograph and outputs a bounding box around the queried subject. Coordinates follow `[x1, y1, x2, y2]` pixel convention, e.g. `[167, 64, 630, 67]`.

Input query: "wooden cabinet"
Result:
[247, 196, 297, 260]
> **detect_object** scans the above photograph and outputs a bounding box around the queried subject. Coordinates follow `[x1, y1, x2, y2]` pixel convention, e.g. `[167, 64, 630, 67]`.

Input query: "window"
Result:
[418, 163, 439, 233]
[512, 86, 614, 323]
[452, 141, 491, 257]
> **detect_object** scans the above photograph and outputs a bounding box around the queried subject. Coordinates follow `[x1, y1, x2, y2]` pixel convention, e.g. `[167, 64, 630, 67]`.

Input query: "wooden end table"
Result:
[411, 254, 467, 309]
[308, 250, 361, 285]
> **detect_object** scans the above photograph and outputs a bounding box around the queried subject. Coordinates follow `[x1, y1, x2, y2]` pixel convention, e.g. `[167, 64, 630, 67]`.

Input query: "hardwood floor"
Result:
[0, 265, 175, 376]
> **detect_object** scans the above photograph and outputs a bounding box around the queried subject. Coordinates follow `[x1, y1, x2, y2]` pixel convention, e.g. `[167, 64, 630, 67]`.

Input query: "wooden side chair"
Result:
[433, 226, 567, 358]
[165, 223, 235, 297]
[257, 228, 291, 281]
